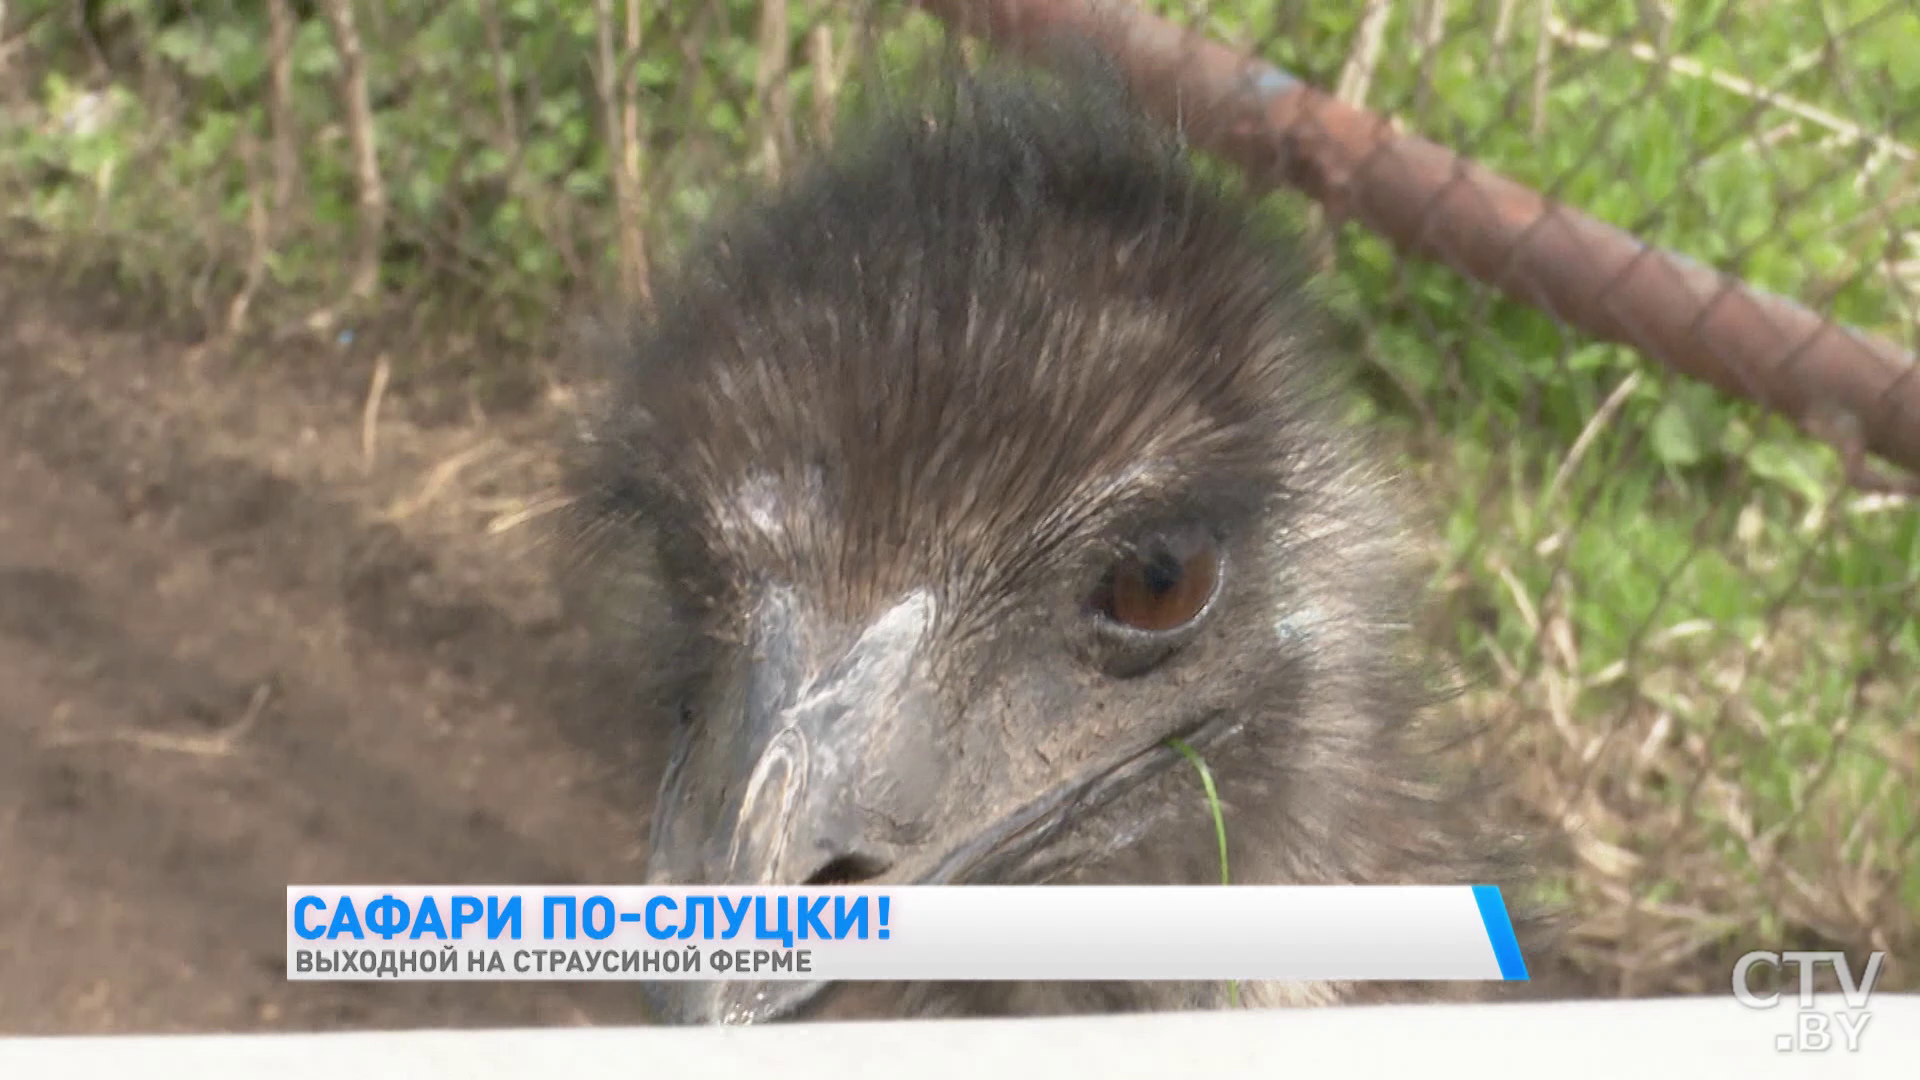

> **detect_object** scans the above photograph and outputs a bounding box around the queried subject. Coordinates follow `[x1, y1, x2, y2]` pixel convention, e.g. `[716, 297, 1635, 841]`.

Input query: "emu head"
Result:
[571, 64, 1456, 1023]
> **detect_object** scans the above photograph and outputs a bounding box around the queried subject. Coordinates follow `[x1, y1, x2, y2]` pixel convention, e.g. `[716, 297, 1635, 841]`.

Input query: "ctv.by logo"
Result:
[1731, 951, 1886, 1052]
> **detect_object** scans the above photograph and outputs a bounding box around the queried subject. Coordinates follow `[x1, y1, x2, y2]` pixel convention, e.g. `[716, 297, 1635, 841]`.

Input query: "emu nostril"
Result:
[803, 854, 890, 886]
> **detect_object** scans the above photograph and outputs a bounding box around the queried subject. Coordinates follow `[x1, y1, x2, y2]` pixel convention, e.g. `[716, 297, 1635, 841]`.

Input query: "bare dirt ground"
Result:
[0, 265, 662, 1035]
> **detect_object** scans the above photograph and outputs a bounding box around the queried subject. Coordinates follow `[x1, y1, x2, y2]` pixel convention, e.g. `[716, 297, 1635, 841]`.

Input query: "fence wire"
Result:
[0, 0, 1914, 999]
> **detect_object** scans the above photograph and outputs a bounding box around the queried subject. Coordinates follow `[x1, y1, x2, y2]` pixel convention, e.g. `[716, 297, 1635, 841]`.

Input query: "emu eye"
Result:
[1090, 532, 1222, 634]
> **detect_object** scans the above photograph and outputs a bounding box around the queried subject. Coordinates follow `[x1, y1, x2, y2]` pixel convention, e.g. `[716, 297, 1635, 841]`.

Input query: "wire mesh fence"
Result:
[0, 0, 1913, 1000]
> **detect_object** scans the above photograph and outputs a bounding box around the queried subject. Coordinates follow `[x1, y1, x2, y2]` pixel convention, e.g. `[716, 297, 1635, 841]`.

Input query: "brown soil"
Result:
[0, 267, 658, 1035]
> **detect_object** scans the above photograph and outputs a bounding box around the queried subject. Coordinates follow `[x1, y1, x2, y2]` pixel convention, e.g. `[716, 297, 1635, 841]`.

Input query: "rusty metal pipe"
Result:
[917, 0, 1920, 479]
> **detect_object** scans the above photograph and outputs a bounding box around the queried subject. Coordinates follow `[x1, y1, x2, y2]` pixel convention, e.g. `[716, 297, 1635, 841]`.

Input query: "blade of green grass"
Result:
[1169, 737, 1239, 1008]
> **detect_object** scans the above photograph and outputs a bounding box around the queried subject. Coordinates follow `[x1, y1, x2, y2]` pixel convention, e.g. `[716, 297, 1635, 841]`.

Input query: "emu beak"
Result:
[642, 590, 944, 1024]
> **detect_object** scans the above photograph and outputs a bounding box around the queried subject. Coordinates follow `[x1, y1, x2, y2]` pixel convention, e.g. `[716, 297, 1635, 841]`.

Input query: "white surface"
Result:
[3, 996, 1916, 1078]
[288, 884, 1514, 981]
